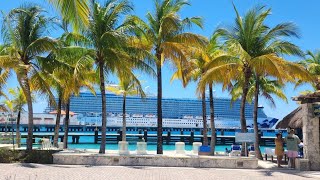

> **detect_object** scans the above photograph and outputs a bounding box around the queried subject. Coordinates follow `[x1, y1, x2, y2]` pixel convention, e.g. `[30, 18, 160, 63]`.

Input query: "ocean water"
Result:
[13, 129, 282, 154]
[18, 135, 272, 153]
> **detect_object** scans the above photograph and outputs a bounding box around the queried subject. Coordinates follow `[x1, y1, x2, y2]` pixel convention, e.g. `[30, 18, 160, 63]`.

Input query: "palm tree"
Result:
[299, 50, 320, 90]
[106, 73, 145, 141]
[127, 0, 207, 154]
[0, 5, 58, 151]
[230, 76, 287, 159]
[173, 33, 223, 153]
[39, 33, 96, 149]
[3, 87, 27, 147]
[86, 0, 134, 154]
[46, 19, 94, 148]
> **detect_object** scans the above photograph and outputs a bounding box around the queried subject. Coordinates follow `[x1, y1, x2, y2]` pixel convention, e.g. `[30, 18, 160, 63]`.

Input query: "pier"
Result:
[0, 124, 281, 146]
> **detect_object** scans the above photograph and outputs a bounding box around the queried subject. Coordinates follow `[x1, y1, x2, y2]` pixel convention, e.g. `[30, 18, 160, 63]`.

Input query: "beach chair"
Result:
[229, 145, 241, 157]
[41, 138, 54, 150]
[264, 148, 275, 162]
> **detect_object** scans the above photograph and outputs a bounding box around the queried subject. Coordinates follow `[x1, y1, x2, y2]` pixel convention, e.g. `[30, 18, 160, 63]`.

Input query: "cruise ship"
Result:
[45, 92, 278, 129]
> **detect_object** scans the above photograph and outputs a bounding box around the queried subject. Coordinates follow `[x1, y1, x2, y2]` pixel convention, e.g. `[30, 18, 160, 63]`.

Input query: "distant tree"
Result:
[106, 73, 145, 141]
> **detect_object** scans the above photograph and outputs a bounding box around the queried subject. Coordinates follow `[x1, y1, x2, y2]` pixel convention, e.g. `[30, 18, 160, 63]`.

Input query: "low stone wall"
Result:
[53, 153, 258, 169]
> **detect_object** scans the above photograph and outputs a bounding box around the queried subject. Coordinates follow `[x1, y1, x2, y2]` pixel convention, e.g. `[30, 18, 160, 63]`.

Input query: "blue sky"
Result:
[1, 0, 319, 119]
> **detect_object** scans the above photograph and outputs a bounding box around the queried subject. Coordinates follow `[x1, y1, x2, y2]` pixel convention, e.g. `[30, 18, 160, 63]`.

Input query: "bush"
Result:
[22, 150, 58, 164]
[0, 149, 20, 163]
[0, 149, 60, 164]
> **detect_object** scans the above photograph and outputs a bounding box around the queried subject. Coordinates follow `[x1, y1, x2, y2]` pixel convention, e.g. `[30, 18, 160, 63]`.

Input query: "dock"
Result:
[0, 126, 278, 146]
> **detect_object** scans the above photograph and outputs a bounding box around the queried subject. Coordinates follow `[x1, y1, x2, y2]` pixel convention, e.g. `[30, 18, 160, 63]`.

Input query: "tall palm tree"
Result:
[106, 73, 145, 141]
[127, 0, 207, 154]
[3, 87, 27, 147]
[87, 0, 140, 154]
[0, 5, 58, 151]
[299, 50, 320, 90]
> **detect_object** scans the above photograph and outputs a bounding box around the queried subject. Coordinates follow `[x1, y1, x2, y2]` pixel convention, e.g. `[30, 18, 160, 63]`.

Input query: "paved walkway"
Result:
[0, 163, 319, 180]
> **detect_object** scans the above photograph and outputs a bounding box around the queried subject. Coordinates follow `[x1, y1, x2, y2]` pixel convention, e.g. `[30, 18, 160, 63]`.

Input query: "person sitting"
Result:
[225, 147, 231, 154]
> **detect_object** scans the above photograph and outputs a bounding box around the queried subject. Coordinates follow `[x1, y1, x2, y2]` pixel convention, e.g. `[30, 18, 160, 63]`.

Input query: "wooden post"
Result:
[190, 131, 194, 145]
[200, 130, 203, 143]
[72, 136, 75, 144]
[138, 129, 142, 140]
[76, 136, 80, 144]
[166, 130, 171, 145]
[94, 129, 98, 144]
[144, 130, 148, 142]
[180, 129, 184, 142]
[118, 130, 123, 142]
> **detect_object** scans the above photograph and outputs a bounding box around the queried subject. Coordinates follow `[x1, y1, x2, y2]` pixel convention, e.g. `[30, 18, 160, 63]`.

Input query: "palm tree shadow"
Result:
[19, 163, 39, 168]
[259, 170, 313, 178]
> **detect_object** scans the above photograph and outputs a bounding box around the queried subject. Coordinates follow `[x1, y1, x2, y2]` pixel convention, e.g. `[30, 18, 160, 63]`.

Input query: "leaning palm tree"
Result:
[299, 50, 320, 90]
[106, 73, 145, 141]
[3, 87, 28, 148]
[172, 54, 209, 146]
[39, 35, 96, 148]
[0, 5, 58, 151]
[127, 0, 207, 154]
[47, 19, 93, 148]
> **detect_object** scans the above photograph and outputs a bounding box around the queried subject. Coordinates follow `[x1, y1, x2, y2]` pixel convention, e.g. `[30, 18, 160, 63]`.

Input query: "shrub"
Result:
[0, 149, 20, 163]
[0, 149, 59, 164]
[21, 150, 59, 164]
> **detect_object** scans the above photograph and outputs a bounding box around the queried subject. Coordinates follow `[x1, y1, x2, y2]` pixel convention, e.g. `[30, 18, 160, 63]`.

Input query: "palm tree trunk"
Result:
[209, 83, 215, 155]
[122, 95, 126, 141]
[156, 51, 163, 154]
[63, 97, 70, 149]
[53, 93, 62, 147]
[202, 89, 208, 146]
[99, 61, 107, 154]
[16, 110, 21, 148]
[253, 76, 263, 159]
[240, 68, 251, 155]
[22, 76, 33, 151]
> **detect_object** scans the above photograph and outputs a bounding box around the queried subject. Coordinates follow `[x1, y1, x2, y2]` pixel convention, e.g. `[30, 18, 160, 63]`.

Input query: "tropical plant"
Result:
[0, 5, 58, 151]
[127, 0, 207, 154]
[3, 87, 28, 147]
[106, 73, 145, 141]
[299, 50, 320, 90]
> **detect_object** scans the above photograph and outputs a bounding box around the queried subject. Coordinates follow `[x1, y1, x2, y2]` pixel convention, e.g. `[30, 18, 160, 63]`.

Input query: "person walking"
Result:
[275, 133, 284, 168]
[285, 129, 300, 169]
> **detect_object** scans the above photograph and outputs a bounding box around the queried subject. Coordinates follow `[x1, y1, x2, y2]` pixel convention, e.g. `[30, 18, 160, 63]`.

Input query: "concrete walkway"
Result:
[0, 163, 319, 180]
